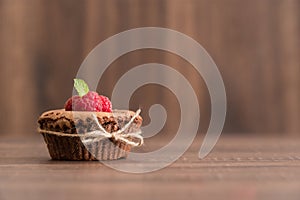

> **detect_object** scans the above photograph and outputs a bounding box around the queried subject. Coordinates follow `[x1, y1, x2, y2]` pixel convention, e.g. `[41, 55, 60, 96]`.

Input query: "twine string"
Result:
[84, 109, 143, 147]
[38, 109, 144, 147]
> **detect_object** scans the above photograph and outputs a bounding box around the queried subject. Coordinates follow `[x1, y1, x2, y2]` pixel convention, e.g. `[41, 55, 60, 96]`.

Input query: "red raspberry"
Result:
[99, 95, 112, 112]
[64, 91, 103, 112]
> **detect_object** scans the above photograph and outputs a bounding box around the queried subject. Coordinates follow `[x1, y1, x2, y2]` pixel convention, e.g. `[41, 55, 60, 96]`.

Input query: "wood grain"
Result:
[0, 0, 299, 135]
[0, 134, 300, 200]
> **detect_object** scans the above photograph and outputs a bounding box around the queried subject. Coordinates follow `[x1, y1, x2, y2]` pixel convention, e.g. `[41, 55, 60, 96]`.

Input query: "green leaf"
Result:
[74, 78, 89, 97]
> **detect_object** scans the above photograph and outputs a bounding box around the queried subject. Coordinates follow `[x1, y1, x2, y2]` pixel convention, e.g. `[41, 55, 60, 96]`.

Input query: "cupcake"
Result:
[37, 79, 143, 161]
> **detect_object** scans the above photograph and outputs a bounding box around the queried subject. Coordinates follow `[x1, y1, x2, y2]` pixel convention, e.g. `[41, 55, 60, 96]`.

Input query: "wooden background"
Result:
[0, 0, 299, 136]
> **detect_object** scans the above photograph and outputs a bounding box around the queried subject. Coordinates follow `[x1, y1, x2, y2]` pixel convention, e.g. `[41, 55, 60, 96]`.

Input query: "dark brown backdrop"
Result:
[0, 0, 299, 136]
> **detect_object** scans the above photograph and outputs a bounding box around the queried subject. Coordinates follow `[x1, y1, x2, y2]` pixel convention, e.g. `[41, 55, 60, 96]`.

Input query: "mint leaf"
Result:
[74, 78, 89, 97]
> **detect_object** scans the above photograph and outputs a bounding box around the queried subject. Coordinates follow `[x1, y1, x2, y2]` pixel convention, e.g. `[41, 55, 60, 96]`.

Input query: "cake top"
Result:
[38, 109, 142, 134]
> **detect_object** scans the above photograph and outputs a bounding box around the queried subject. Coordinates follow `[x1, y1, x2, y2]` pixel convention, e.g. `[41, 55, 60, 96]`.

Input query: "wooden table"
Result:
[0, 135, 300, 200]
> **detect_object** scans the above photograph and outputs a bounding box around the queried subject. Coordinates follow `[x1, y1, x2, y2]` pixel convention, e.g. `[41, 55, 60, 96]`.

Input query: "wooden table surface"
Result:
[0, 135, 300, 200]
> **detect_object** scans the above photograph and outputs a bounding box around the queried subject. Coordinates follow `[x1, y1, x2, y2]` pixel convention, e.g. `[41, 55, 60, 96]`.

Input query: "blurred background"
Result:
[0, 0, 299, 136]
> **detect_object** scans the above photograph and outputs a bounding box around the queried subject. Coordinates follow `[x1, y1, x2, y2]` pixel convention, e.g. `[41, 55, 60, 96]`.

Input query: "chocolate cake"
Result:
[38, 109, 143, 161]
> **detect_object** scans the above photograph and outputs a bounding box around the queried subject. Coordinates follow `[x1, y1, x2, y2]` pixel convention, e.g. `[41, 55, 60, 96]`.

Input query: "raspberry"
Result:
[99, 95, 112, 112]
[64, 91, 103, 112]
[64, 79, 113, 112]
